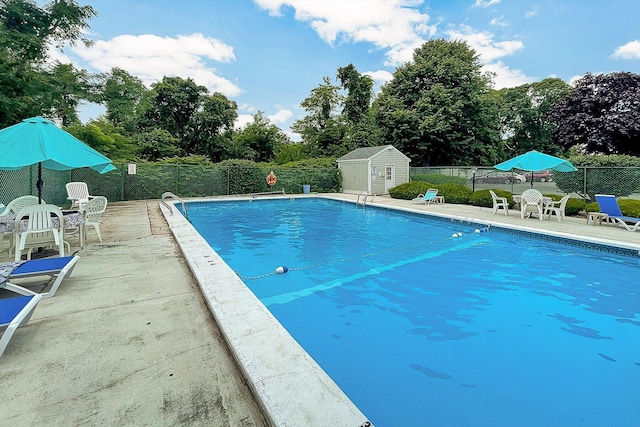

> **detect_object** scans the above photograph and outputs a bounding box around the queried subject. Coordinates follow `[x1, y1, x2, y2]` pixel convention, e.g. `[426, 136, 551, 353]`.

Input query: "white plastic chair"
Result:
[13, 204, 65, 261]
[66, 182, 94, 210]
[544, 194, 570, 222]
[520, 189, 545, 221]
[83, 196, 108, 242]
[0, 195, 41, 253]
[489, 190, 509, 216]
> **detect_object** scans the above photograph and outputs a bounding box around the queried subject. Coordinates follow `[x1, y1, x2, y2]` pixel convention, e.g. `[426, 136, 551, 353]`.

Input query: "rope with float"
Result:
[236, 225, 491, 281]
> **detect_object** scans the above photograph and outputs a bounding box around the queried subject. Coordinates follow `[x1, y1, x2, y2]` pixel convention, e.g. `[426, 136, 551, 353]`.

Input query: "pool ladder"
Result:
[161, 191, 188, 220]
[357, 190, 376, 207]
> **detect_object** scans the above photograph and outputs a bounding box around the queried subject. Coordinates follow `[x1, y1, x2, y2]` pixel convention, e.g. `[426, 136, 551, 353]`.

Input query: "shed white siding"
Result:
[339, 162, 369, 194]
[337, 145, 411, 194]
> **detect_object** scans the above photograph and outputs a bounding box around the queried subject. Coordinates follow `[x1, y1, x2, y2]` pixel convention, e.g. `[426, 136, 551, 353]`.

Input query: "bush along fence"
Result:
[0, 163, 342, 207]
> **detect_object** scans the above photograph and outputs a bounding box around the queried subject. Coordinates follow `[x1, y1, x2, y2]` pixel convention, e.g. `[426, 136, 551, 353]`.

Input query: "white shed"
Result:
[337, 145, 411, 195]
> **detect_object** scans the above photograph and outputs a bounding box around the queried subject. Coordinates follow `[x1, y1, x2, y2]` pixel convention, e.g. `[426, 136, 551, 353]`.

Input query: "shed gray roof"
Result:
[336, 145, 409, 162]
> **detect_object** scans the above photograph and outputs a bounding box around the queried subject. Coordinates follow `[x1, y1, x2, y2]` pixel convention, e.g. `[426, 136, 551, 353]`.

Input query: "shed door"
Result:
[384, 165, 395, 193]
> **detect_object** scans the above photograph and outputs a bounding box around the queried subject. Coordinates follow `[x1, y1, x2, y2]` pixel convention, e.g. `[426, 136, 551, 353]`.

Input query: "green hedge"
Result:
[469, 189, 514, 208]
[585, 198, 640, 217]
[388, 181, 435, 200]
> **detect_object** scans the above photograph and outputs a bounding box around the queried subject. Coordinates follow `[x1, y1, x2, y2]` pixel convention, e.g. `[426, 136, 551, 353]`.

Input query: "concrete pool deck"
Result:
[1, 194, 639, 426]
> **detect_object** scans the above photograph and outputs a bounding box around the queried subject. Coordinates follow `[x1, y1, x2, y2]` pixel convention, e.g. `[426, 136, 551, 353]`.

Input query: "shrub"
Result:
[469, 189, 514, 208]
[583, 198, 640, 217]
[412, 174, 467, 185]
[388, 181, 435, 200]
[436, 183, 473, 204]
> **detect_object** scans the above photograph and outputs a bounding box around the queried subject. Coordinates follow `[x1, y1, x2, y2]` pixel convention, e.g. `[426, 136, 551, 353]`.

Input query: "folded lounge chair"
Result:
[595, 194, 640, 232]
[0, 283, 42, 358]
[1, 255, 79, 298]
[412, 189, 439, 204]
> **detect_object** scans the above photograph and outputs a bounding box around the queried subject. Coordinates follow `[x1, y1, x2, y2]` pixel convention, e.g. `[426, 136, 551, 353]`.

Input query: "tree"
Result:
[0, 0, 96, 127]
[550, 72, 640, 156]
[494, 78, 572, 159]
[291, 76, 347, 156]
[373, 39, 500, 166]
[65, 119, 137, 161]
[231, 112, 290, 162]
[141, 76, 208, 144]
[101, 67, 149, 133]
[186, 92, 237, 161]
[134, 128, 180, 161]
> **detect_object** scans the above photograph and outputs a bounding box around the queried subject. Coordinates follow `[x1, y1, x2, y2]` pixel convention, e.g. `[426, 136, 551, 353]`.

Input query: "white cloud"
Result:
[268, 109, 293, 124]
[254, 0, 435, 66]
[490, 16, 508, 27]
[474, 0, 501, 8]
[446, 25, 523, 62]
[365, 69, 394, 85]
[612, 40, 640, 60]
[483, 61, 535, 89]
[70, 33, 242, 97]
[444, 25, 534, 89]
[525, 7, 539, 18]
[234, 114, 254, 129]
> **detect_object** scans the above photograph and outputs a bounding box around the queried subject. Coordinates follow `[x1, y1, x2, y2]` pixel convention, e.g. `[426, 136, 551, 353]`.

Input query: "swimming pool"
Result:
[185, 198, 639, 427]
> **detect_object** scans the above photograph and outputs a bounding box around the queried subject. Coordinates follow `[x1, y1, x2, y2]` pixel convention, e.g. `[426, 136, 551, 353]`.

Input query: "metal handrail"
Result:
[161, 192, 188, 220]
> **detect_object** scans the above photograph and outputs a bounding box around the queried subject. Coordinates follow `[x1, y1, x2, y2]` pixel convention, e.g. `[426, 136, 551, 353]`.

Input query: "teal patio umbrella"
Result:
[0, 117, 116, 202]
[495, 150, 577, 188]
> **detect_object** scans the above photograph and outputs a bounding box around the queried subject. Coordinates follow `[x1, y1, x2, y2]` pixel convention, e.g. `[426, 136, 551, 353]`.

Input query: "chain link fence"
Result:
[0, 163, 341, 208]
[411, 166, 640, 201]
[2, 163, 639, 207]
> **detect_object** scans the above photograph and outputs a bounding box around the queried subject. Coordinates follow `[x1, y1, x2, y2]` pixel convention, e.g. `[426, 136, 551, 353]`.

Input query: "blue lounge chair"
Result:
[412, 188, 439, 204]
[2, 255, 80, 298]
[595, 194, 640, 232]
[0, 284, 42, 357]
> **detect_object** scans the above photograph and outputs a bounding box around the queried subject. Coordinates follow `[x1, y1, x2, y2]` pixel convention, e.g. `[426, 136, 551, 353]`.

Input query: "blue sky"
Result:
[52, 0, 640, 140]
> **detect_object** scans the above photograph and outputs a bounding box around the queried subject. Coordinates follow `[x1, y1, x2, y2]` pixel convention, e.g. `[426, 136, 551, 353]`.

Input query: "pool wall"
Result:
[160, 198, 372, 427]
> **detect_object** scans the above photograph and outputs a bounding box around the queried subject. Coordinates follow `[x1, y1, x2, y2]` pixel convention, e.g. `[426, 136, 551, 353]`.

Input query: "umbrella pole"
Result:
[530, 171, 534, 188]
[36, 162, 43, 203]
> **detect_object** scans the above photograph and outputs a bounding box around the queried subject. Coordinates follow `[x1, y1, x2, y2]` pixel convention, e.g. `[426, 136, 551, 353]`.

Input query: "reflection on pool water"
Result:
[186, 198, 640, 427]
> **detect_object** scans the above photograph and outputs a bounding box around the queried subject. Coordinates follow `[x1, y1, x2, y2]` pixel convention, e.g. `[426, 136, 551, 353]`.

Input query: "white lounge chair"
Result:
[520, 189, 545, 221]
[544, 194, 570, 222]
[2, 255, 80, 298]
[0, 283, 42, 358]
[412, 189, 439, 204]
[489, 190, 509, 216]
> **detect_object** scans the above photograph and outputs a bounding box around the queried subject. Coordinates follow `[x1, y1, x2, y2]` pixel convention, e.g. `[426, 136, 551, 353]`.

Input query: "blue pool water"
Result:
[186, 198, 640, 427]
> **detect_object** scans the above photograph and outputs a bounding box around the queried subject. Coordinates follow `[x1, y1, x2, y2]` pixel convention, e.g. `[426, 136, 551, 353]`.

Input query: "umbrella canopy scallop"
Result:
[0, 117, 116, 173]
[494, 150, 577, 173]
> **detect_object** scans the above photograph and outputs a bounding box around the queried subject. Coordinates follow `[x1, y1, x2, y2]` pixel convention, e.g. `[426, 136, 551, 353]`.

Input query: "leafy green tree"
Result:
[337, 64, 373, 124]
[292, 76, 347, 156]
[66, 119, 137, 161]
[140, 76, 208, 143]
[0, 0, 96, 127]
[374, 39, 500, 166]
[231, 111, 289, 162]
[134, 128, 180, 161]
[493, 78, 571, 159]
[550, 72, 640, 156]
[100, 67, 149, 133]
[186, 92, 237, 161]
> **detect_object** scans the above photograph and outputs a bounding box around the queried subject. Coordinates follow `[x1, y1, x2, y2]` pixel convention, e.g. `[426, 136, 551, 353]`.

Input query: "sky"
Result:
[50, 0, 640, 141]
